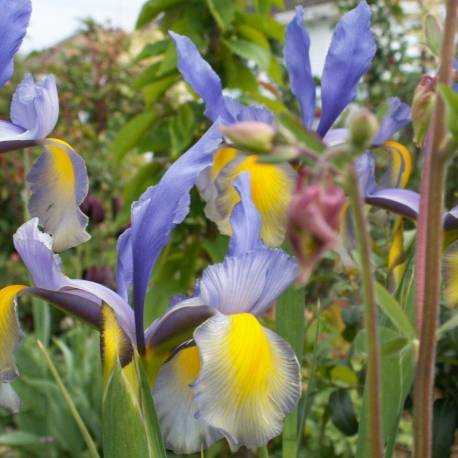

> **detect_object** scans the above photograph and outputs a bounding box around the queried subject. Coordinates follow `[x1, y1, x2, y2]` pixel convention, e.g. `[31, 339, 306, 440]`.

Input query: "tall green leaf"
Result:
[112, 112, 157, 162]
[275, 286, 305, 457]
[136, 0, 186, 28]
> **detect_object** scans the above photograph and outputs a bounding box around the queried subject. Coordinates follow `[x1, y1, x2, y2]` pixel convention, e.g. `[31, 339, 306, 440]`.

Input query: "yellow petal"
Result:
[0, 285, 27, 381]
[152, 345, 222, 453]
[388, 217, 406, 288]
[193, 313, 301, 450]
[211, 147, 238, 179]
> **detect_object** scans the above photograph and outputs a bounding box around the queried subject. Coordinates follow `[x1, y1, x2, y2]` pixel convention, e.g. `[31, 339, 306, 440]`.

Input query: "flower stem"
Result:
[346, 164, 383, 458]
[414, 1, 458, 457]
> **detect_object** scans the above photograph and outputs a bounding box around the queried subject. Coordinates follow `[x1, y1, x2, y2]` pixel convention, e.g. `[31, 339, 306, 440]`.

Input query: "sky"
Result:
[21, 0, 146, 53]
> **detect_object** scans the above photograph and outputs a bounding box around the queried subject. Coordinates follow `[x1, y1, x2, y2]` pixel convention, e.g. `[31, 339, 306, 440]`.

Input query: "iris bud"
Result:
[412, 75, 436, 147]
[348, 108, 379, 151]
[220, 121, 276, 153]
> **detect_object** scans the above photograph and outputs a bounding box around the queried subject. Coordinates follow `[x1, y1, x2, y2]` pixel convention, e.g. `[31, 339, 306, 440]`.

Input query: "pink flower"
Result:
[287, 170, 345, 284]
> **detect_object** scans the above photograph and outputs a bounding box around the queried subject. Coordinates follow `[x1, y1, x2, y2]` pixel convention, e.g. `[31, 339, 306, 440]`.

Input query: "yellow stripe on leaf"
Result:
[0, 285, 27, 381]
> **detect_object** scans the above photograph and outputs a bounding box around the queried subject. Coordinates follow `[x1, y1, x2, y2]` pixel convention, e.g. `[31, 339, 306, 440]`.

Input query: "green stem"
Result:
[346, 165, 383, 458]
[414, 1, 458, 457]
[257, 445, 269, 458]
[37, 340, 101, 458]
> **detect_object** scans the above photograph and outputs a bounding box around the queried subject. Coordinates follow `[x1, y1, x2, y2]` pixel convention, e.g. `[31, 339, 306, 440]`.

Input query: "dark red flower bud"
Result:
[80, 194, 105, 224]
[82, 266, 114, 289]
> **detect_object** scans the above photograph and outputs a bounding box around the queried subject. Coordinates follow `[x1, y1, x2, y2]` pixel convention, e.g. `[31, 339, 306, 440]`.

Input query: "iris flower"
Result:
[170, 2, 381, 247]
[0, 124, 301, 452]
[0, 0, 90, 251]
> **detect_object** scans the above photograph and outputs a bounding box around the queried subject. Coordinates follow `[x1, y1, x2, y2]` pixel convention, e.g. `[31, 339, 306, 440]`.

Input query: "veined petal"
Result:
[152, 345, 222, 453]
[129, 123, 222, 347]
[193, 313, 301, 451]
[27, 138, 90, 251]
[213, 155, 296, 247]
[323, 128, 348, 147]
[116, 228, 132, 302]
[170, 31, 226, 122]
[198, 248, 298, 316]
[0, 0, 31, 88]
[284, 6, 316, 128]
[317, 1, 376, 136]
[228, 173, 263, 256]
[355, 152, 377, 195]
[10, 74, 59, 139]
[372, 97, 411, 146]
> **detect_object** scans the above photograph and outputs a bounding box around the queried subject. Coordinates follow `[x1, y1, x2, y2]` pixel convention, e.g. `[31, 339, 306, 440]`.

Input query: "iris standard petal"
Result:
[129, 124, 222, 348]
[27, 138, 90, 252]
[192, 313, 301, 451]
[372, 97, 411, 145]
[284, 6, 316, 128]
[212, 155, 296, 247]
[10, 74, 59, 139]
[317, 1, 376, 136]
[153, 345, 222, 453]
[170, 31, 226, 122]
[0, 0, 31, 88]
[228, 173, 263, 256]
[365, 188, 420, 220]
[198, 248, 298, 316]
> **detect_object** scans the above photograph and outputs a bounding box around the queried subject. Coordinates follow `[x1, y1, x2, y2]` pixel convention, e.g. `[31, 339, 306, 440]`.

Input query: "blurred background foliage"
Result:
[0, 0, 456, 457]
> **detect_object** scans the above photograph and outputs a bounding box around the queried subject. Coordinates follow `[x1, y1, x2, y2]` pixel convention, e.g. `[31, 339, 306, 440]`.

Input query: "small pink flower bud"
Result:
[220, 121, 276, 153]
[287, 170, 346, 284]
[412, 75, 437, 147]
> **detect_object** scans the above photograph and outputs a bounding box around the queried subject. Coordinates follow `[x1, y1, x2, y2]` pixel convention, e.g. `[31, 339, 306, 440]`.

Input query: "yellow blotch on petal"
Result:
[211, 147, 238, 179]
[173, 346, 201, 385]
[221, 156, 295, 246]
[0, 285, 27, 381]
[46, 138, 76, 186]
[226, 314, 274, 399]
[383, 141, 411, 188]
[388, 217, 407, 289]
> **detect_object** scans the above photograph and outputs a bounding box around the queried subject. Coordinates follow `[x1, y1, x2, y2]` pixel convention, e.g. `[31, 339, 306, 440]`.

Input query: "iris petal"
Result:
[27, 138, 90, 252]
[284, 6, 316, 128]
[198, 248, 298, 316]
[380, 141, 411, 189]
[0, 0, 31, 88]
[212, 155, 296, 247]
[372, 97, 411, 146]
[317, 1, 376, 136]
[193, 313, 301, 451]
[152, 345, 222, 453]
[170, 31, 225, 122]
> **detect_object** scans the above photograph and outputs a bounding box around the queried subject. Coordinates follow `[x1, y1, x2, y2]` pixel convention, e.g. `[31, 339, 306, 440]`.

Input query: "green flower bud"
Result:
[219, 121, 276, 153]
[412, 75, 436, 147]
[348, 108, 379, 151]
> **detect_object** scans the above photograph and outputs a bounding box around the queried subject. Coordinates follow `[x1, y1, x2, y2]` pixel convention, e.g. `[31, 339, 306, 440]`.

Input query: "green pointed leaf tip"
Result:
[102, 363, 150, 458]
[206, 0, 235, 30]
